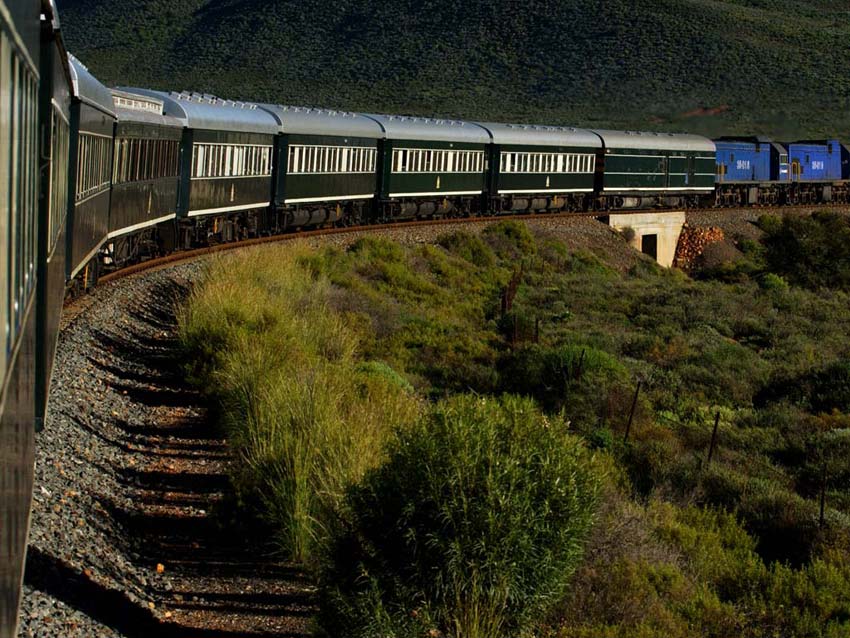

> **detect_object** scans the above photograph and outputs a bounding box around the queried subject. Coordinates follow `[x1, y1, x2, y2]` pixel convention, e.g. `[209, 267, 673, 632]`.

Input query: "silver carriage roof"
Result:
[476, 122, 602, 148]
[68, 54, 116, 118]
[111, 89, 187, 128]
[363, 114, 491, 143]
[593, 130, 716, 153]
[259, 105, 383, 138]
[123, 89, 279, 134]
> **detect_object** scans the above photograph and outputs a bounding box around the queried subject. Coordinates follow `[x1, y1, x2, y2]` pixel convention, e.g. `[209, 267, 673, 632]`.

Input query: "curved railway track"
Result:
[88, 203, 850, 290]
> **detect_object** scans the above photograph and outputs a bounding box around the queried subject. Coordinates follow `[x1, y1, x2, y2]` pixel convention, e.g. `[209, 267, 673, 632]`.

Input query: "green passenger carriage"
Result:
[476, 122, 602, 213]
[66, 55, 116, 287]
[129, 89, 280, 246]
[108, 89, 185, 266]
[259, 105, 382, 228]
[592, 130, 716, 208]
[365, 114, 491, 220]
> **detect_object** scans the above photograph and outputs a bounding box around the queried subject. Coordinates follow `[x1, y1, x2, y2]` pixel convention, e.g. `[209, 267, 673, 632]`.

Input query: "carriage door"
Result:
[791, 157, 802, 181]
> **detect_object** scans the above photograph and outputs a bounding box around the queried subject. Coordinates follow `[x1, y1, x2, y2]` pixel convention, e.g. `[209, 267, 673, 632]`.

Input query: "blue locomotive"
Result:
[715, 137, 850, 205]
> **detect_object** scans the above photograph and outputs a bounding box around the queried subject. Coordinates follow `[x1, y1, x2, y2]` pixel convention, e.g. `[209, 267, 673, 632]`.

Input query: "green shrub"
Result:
[482, 220, 537, 260]
[498, 343, 629, 414]
[437, 231, 496, 268]
[761, 212, 850, 290]
[179, 246, 421, 562]
[318, 394, 602, 638]
[759, 272, 789, 291]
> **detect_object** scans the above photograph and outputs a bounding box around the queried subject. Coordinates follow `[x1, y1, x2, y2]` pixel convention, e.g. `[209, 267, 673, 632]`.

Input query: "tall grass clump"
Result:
[178, 244, 420, 562]
[318, 394, 602, 638]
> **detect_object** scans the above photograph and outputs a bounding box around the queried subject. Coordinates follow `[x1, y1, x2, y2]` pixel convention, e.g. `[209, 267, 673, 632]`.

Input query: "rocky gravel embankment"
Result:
[19, 262, 314, 638]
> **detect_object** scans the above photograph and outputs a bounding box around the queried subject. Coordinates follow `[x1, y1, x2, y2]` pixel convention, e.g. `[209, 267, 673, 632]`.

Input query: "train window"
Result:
[48, 110, 70, 253]
[1, 32, 8, 365]
[150, 140, 156, 179]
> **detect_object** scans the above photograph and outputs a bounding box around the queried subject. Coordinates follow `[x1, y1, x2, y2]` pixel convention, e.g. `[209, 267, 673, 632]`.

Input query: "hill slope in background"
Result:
[59, 0, 850, 138]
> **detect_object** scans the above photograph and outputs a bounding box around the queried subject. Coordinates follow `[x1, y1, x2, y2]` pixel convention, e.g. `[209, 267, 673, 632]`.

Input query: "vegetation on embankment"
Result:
[180, 216, 850, 637]
[62, 0, 850, 139]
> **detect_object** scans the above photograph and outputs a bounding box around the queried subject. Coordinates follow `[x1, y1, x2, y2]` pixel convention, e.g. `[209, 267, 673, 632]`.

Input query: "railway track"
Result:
[93, 203, 850, 289]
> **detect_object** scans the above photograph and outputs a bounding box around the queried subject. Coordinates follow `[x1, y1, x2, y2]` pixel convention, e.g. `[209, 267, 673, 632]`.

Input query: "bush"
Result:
[437, 231, 496, 268]
[759, 360, 850, 414]
[482, 220, 537, 260]
[759, 272, 789, 291]
[179, 246, 420, 562]
[498, 343, 629, 414]
[761, 212, 850, 290]
[318, 394, 602, 638]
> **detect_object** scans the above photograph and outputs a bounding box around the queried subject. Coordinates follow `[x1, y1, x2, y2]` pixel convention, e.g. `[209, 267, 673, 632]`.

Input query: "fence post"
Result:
[707, 412, 720, 464]
[575, 348, 586, 381]
[623, 381, 642, 443]
[820, 460, 828, 529]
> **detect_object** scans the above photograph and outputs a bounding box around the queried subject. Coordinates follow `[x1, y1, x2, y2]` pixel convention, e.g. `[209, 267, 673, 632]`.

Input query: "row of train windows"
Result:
[49, 111, 70, 254]
[392, 149, 485, 174]
[76, 133, 113, 202]
[500, 152, 595, 175]
[287, 145, 377, 175]
[192, 143, 272, 179]
[113, 138, 180, 184]
[1, 35, 39, 369]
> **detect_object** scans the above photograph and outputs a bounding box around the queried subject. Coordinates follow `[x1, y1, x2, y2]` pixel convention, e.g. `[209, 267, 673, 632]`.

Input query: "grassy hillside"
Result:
[179, 218, 850, 636]
[59, 0, 850, 142]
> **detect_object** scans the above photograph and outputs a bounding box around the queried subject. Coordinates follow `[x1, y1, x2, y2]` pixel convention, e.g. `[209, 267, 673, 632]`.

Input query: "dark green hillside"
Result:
[60, 0, 850, 139]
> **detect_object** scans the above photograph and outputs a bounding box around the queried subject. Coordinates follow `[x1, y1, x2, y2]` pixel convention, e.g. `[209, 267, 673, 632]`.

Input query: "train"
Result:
[3, 1, 850, 636]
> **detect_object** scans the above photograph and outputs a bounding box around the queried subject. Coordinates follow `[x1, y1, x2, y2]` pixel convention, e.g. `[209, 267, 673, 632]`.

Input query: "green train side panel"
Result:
[494, 143, 597, 194]
[603, 149, 715, 192]
[281, 134, 378, 203]
[382, 140, 486, 199]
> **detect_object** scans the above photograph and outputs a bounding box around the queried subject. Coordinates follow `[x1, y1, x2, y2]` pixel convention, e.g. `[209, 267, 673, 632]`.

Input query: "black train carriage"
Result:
[107, 89, 185, 266]
[0, 2, 69, 636]
[259, 105, 382, 228]
[592, 130, 716, 209]
[476, 122, 602, 213]
[128, 90, 279, 246]
[364, 114, 491, 220]
[66, 55, 115, 288]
